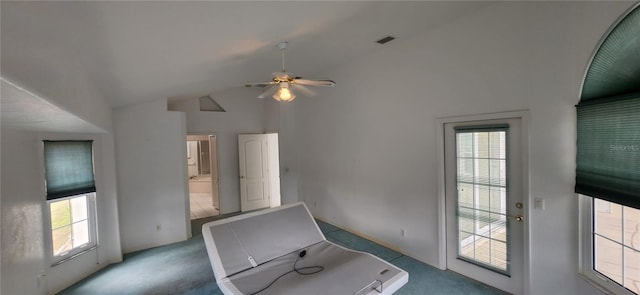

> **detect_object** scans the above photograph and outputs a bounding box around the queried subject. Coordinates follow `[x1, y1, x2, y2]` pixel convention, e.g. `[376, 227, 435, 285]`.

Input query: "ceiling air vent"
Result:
[376, 36, 395, 45]
[199, 96, 226, 112]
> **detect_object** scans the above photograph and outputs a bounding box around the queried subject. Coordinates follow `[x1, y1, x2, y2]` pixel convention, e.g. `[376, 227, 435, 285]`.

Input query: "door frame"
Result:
[436, 110, 531, 294]
[186, 133, 220, 215]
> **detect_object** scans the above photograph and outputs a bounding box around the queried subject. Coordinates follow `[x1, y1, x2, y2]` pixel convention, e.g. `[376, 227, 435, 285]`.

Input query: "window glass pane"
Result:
[457, 158, 473, 183]
[476, 133, 489, 158]
[595, 235, 623, 285]
[72, 220, 90, 247]
[595, 199, 623, 243]
[490, 213, 507, 242]
[477, 210, 491, 231]
[624, 247, 640, 294]
[474, 236, 491, 265]
[477, 185, 490, 211]
[457, 133, 473, 157]
[490, 240, 507, 270]
[50, 199, 70, 229]
[490, 187, 506, 214]
[71, 196, 88, 222]
[458, 207, 474, 235]
[623, 206, 640, 249]
[52, 225, 72, 256]
[489, 159, 505, 186]
[458, 183, 474, 208]
[475, 159, 489, 185]
[489, 132, 506, 159]
[459, 234, 475, 260]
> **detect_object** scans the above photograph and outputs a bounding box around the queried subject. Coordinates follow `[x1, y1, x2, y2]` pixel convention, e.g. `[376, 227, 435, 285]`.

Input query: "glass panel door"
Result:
[456, 129, 509, 274]
[444, 116, 525, 294]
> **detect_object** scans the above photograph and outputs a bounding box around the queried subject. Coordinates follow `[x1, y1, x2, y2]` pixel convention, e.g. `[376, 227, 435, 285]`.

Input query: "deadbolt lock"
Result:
[515, 202, 523, 209]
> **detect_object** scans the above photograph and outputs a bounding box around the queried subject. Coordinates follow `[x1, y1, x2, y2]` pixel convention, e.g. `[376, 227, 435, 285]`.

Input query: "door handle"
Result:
[508, 215, 524, 222]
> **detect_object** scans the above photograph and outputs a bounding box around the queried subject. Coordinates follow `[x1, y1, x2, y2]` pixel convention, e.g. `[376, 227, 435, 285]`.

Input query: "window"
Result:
[44, 141, 97, 264]
[577, 4, 640, 294]
[581, 197, 640, 295]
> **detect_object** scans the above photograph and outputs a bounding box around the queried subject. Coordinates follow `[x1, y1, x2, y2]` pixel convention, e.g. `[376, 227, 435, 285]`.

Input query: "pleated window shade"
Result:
[576, 96, 640, 209]
[576, 5, 640, 210]
[44, 141, 96, 200]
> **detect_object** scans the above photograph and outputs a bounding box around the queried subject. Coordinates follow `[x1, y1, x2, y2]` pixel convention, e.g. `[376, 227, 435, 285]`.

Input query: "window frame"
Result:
[45, 193, 98, 266]
[41, 139, 99, 267]
[579, 195, 638, 295]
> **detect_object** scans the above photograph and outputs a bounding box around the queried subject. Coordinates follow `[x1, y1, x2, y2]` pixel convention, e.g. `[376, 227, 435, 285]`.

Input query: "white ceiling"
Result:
[1, 1, 489, 110]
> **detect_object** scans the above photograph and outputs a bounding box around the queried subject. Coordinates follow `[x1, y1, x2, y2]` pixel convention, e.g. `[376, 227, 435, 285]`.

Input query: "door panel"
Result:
[445, 118, 524, 294]
[239, 134, 270, 211]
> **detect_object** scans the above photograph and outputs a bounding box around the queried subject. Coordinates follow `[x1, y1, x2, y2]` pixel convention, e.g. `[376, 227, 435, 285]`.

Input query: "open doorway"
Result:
[187, 134, 219, 219]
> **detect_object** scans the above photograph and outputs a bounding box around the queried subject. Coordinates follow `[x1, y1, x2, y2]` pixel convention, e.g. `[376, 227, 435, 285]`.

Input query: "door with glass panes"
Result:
[444, 118, 525, 294]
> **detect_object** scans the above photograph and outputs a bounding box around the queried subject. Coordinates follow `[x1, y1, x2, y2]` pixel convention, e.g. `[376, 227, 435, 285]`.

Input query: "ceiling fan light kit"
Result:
[245, 41, 335, 102]
[273, 82, 296, 102]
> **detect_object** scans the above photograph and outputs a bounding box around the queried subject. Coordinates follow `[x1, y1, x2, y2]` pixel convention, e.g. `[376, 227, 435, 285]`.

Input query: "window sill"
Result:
[578, 272, 635, 295]
[51, 245, 98, 267]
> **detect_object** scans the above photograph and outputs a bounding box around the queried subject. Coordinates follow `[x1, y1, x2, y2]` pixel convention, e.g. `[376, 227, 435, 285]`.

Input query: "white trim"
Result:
[46, 192, 98, 267]
[436, 110, 531, 295]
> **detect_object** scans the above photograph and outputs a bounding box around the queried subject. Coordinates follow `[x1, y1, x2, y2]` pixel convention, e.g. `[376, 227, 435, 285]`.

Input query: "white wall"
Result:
[0, 129, 122, 295]
[1, 2, 113, 132]
[291, 2, 634, 294]
[265, 100, 299, 206]
[169, 88, 268, 214]
[113, 99, 190, 253]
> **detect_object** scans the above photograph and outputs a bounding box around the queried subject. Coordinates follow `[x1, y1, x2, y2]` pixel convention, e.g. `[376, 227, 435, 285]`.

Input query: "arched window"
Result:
[578, 4, 640, 295]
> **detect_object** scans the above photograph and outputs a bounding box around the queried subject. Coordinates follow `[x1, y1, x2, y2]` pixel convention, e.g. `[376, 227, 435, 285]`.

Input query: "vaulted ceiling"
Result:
[1, 1, 490, 110]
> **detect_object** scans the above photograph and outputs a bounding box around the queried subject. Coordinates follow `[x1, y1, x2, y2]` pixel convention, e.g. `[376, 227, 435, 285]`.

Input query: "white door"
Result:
[445, 118, 525, 294]
[239, 134, 270, 211]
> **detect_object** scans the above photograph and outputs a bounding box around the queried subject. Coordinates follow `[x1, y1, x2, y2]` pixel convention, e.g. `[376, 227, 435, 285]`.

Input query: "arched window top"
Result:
[581, 4, 640, 101]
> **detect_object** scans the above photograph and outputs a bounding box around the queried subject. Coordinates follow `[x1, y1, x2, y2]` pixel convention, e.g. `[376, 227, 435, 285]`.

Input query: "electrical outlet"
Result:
[314, 201, 318, 208]
[156, 224, 161, 231]
[37, 272, 46, 288]
[401, 228, 406, 237]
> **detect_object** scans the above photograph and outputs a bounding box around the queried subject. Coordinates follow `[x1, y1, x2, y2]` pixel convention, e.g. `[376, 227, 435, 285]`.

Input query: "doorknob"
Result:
[508, 215, 524, 222]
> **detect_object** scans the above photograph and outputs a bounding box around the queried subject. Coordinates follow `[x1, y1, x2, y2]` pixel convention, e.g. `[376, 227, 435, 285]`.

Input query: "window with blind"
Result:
[578, 4, 640, 295]
[44, 141, 97, 265]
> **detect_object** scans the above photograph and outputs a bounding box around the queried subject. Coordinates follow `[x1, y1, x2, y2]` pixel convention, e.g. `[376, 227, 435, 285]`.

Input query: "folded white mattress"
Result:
[202, 203, 408, 295]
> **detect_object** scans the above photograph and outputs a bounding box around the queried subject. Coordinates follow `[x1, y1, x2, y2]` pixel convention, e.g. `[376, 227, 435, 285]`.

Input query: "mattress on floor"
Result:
[202, 202, 408, 295]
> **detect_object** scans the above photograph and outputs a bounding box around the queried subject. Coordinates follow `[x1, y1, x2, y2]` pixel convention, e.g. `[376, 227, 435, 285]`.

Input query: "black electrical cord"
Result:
[250, 250, 324, 295]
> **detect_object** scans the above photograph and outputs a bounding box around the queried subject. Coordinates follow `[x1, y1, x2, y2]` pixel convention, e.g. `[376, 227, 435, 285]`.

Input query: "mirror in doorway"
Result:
[187, 139, 211, 178]
[186, 135, 220, 220]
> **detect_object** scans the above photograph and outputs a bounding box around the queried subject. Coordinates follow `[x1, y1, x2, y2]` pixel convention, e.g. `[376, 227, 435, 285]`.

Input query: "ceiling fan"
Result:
[245, 42, 336, 102]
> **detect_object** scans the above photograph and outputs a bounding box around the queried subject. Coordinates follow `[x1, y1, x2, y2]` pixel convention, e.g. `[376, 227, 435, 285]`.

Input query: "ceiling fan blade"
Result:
[292, 84, 316, 97]
[257, 85, 279, 99]
[294, 78, 336, 87]
[245, 81, 277, 88]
